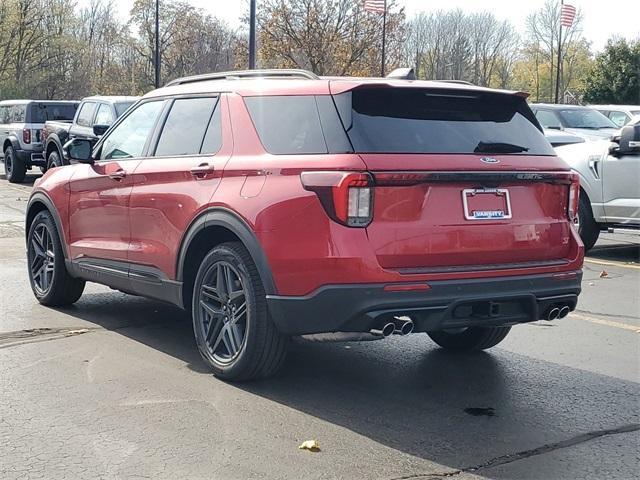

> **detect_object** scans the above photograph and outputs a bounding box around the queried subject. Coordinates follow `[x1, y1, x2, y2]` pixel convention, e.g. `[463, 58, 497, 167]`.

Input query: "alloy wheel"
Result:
[30, 223, 55, 294]
[198, 261, 248, 364]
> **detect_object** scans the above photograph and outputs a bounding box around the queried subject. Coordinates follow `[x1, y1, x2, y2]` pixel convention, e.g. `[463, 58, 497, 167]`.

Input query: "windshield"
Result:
[557, 108, 617, 129]
[114, 102, 135, 118]
[334, 88, 554, 155]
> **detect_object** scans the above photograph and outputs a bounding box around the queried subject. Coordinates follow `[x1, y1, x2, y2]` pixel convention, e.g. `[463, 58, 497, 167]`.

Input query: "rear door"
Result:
[332, 86, 575, 271]
[69, 101, 97, 141]
[127, 94, 232, 280]
[602, 151, 640, 224]
[68, 100, 166, 265]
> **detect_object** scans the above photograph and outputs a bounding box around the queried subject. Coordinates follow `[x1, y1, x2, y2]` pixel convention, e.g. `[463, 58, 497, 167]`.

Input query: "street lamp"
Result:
[249, 0, 256, 69]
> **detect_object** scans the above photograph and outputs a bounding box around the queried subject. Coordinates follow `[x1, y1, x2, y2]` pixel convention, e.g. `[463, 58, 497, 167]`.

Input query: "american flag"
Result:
[560, 3, 576, 27]
[363, 0, 387, 14]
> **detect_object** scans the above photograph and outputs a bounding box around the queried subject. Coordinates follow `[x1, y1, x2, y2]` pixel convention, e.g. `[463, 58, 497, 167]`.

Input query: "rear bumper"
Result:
[266, 271, 582, 335]
[15, 148, 45, 166]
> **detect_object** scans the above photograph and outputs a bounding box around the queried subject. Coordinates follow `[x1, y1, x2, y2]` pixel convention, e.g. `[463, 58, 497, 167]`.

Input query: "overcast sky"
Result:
[91, 0, 637, 52]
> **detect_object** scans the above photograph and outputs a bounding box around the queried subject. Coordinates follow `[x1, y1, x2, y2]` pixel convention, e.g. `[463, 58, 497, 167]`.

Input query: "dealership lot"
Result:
[1, 168, 638, 479]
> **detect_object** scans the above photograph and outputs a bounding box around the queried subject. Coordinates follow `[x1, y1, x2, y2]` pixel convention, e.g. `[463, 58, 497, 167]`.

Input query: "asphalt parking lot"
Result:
[1, 167, 638, 480]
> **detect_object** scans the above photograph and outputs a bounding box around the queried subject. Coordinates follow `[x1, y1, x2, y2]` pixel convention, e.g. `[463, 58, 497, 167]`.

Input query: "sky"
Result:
[92, 0, 638, 52]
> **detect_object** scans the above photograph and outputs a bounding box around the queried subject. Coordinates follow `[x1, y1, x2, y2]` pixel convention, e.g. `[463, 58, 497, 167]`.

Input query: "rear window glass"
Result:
[335, 88, 555, 155]
[114, 102, 134, 118]
[30, 103, 78, 123]
[245, 96, 329, 154]
[154, 97, 218, 157]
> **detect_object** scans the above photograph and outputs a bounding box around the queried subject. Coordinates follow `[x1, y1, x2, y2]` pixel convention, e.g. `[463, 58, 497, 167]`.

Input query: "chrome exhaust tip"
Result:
[370, 322, 395, 337]
[558, 306, 571, 319]
[547, 307, 560, 321]
[392, 318, 414, 335]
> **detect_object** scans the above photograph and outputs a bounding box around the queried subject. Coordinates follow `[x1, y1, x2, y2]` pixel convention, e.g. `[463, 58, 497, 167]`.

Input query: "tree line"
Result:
[0, 0, 637, 103]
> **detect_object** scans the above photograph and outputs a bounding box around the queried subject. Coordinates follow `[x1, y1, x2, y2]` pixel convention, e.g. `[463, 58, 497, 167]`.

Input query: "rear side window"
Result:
[154, 97, 218, 157]
[535, 110, 562, 129]
[245, 96, 352, 155]
[0, 106, 8, 123]
[76, 102, 97, 127]
[335, 88, 555, 155]
[29, 103, 78, 123]
[8, 105, 26, 123]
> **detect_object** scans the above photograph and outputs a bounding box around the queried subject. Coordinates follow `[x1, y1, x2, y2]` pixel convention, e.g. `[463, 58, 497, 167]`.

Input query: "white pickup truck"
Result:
[556, 123, 640, 250]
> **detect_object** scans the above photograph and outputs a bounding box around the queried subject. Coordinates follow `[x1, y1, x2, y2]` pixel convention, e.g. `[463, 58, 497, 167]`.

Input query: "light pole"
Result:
[154, 0, 160, 88]
[249, 0, 256, 69]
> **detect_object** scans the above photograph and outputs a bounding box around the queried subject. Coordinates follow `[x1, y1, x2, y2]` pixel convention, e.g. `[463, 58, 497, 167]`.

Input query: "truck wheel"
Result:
[577, 192, 600, 251]
[4, 146, 26, 183]
[191, 242, 288, 381]
[427, 326, 511, 351]
[47, 150, 62, 170]
[27, 210, 85, 306]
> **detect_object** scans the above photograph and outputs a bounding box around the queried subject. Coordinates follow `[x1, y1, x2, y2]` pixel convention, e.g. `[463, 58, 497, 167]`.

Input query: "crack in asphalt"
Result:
[388, 423, 640, 480]
[0, 327, 98, 349]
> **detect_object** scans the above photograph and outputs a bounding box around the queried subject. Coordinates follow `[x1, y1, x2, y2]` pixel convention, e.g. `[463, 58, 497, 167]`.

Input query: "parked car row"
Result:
[1, 96, 137, 183]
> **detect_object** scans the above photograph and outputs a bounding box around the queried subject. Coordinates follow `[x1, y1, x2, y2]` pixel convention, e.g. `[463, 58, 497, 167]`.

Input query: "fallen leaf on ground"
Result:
[298, 440, 320, 452]
[599, 270, 609, 278]
[65, 328, 90, 336]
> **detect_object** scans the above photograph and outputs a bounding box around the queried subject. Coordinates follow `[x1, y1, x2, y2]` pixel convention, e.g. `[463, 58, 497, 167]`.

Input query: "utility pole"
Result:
[154, 0, 160, 88]
[249, 0, 256, 69]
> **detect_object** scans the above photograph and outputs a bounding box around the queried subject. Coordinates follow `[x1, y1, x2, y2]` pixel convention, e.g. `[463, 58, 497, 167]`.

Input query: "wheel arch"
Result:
[177, 208, 277, 310]
[3, 136, 20, 153]
[26, 193, 69, 259]
[45, 137, 63, 162]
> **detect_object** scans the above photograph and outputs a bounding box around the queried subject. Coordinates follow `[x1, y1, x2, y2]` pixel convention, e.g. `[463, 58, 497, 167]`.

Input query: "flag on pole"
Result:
[560, 3, 576, 27]
[363, 0, 387, 14]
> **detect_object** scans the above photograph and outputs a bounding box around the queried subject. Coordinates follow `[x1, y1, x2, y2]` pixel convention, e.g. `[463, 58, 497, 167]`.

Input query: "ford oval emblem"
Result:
[480, 157, 500, 164]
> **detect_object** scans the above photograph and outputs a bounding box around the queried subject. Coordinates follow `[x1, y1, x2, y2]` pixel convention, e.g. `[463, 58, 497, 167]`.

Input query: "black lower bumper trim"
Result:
[266, 272, 582, 335]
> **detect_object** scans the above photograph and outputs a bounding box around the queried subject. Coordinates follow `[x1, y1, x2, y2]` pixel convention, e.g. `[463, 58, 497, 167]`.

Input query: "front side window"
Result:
[535, 110, 562, 129]
[608, 111, 629, 128]
[114, 102, 135, 118]
[76, 102, 97, 127]
[99, 101, 164, 160]
[335, 88, 554, 155]
[154, 97, 218, 157]
[94, 103, 114, 126]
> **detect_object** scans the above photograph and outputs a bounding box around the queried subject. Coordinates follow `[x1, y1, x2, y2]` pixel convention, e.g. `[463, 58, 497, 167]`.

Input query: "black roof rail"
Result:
[165, 69, 320, 87]
[438, 79, 474, 85]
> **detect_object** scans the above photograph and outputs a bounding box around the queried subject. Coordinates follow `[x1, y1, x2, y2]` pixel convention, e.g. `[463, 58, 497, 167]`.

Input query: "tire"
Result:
[191, 241, 288, 381]
[27, 210, 85, 306]
[47, 150, 62, 170]
[427, 326, 511, 351]
[577, 192, 600, 251]
[4, 146, 26, 183]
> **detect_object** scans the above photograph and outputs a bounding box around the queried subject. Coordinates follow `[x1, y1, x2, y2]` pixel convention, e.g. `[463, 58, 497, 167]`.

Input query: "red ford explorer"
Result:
[25, 69, 584, 380]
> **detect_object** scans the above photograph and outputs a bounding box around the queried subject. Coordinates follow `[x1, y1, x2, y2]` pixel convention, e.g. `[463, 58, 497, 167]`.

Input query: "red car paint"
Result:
[30, 78, 584, 301]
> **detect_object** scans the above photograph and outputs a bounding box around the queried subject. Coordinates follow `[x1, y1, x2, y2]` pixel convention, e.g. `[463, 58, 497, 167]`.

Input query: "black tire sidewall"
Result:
[4, 146, 14, 178]
[27, 211, 67, 303]
[192, 244, 261, 379]
[4, 146, 26, 183]
[578, 193, 599, 250]
[48, 150, 61, 169]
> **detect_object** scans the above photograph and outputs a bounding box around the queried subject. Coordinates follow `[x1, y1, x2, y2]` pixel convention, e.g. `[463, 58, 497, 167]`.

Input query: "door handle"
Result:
[190, 162, 215, 179]
[108, 169, 126, 180]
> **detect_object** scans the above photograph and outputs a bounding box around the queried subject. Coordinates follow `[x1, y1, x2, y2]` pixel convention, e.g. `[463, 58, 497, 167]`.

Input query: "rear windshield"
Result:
[335, 88, 555, 155]
[29, 103, 78, 123]
[115, 102, 135, 118]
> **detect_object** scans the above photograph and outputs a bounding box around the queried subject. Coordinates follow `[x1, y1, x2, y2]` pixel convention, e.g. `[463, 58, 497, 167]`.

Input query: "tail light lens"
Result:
[568, 172, 580, 223]
[301, 171, 373, 227]
[22, 128, 31, 144]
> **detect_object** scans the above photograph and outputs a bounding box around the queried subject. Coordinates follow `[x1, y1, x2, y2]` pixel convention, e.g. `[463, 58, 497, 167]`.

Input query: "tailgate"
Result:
[366, 166, 575, 271]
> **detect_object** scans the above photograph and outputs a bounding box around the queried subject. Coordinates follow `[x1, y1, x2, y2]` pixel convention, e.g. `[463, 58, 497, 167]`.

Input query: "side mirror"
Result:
[93, 124, 109, 136]
[610, 125, 640, 156]
[63, 138, 94, 164]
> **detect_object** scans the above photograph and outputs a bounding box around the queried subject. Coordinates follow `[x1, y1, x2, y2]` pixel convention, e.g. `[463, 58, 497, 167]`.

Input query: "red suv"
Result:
[25, 69, 584, 380]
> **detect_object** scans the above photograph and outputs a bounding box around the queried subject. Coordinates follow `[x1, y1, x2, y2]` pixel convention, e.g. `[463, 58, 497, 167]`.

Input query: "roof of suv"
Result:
[530, 103, 591, 110]
[0, 99, 79, 106]
[147, 71, 527, 100]
[82, 95, 139, 103]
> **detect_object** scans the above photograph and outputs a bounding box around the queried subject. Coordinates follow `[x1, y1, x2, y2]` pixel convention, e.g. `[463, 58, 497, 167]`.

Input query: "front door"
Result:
[128, 95, 232, 280]
[68, 100, 166, 264]
[602, 151, 640, 224]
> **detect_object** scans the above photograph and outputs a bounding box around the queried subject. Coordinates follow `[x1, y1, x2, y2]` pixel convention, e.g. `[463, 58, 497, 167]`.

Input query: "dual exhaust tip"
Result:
[546, 305, 571, 321]
[371, 317, 414, 337]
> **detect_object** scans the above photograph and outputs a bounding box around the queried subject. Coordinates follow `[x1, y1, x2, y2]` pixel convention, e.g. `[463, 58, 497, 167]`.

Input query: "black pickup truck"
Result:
[42, 96, 138, 170]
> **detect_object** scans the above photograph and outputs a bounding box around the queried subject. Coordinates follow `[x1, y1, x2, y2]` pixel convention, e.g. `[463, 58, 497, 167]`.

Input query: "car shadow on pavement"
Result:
[587, 242, 640, 263]
[57, 292, 640, 479]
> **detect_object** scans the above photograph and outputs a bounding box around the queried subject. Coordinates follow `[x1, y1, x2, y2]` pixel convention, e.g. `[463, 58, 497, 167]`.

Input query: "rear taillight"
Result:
[22, 128, 31, 144]
[568, 172, 580, 224]
[301, 171, 374, 227]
